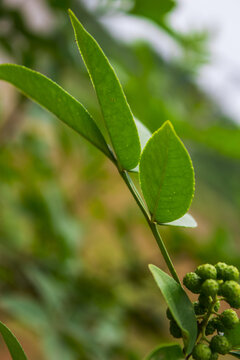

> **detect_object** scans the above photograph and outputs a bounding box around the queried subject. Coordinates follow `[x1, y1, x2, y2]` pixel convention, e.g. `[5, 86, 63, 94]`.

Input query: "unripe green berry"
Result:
[210, 335, 231, 355]
[228, 297, 240, 309]
[192, 344, 212, 360]
[215, 262, 228, 280]
[214, 318, 225, 333]
[221, 281, 240, 308]
[183, 272, 202, 293]
[193, 301, 206, 315]
[221, 309, 239, 329]
[169, 320, 182, 338]
[198, 294, 211, 308]
[223, 265, 239, 282]
[201, 279, 219, 297]
[205, 317, 224, 334]
[196, 264, 217, 280]
[166, 307, 173, 320]
[206, 319, 216, 335]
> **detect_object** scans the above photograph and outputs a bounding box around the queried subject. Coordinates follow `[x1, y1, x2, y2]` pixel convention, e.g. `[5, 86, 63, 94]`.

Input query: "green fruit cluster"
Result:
[173, 262, 240, 359]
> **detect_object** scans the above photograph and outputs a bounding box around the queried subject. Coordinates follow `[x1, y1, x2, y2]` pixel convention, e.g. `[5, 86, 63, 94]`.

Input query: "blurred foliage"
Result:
[0, 0, 240, 359]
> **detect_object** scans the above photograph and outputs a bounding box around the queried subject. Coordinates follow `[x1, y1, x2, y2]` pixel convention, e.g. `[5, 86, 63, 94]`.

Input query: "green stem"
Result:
[119, 169, 180, 285]
[197, 297, 218, 344]
[149, 222, 180, 284]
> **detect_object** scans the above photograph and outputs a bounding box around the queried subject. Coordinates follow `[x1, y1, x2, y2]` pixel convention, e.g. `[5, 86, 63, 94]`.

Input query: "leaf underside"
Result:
[161, 213, 197, 228]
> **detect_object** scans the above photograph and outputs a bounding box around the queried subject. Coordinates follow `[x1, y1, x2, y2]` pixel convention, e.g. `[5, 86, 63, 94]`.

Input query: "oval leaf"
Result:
[69, 10, 140, 170]
[225, 323, 240, 349]
[145, 343, 184, 360]
[0, 321, 28, 360]
[139, 121, 195, 223]
[0, 64, 112, 159]
[149, 264, 197, 355]
[160, 213, 197, 228]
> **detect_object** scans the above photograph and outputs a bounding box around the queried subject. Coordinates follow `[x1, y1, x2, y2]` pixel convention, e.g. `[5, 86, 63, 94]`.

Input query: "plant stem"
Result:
[119, 169, 180, 285]
[197, 297, 218, 344]
[149, 222, 180, 284]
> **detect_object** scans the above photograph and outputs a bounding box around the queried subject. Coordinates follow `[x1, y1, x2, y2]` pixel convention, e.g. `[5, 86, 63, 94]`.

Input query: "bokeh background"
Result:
[0, 0, 240, 359]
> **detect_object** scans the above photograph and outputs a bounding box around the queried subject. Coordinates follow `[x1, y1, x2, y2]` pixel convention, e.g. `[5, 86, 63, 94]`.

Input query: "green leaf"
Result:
[69, 10, 140, 170]
[139, 121, 195, 223]
[130, 0, 176, 23]
[134, 118, 152, 152]
[225, 323, 240, 349]
[230, 351, 240, 358]
[149, 264, 197, 355]
[144, 343, 184, 360]
[0, 64, 112, 159]
[160, 213, 197, 228]
[130, 118, 152, 172]
[0, 320, 28, 360]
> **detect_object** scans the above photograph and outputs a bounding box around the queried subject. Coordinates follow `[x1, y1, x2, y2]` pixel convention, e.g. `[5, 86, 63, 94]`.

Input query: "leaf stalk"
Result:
[118, 167, 180, 285]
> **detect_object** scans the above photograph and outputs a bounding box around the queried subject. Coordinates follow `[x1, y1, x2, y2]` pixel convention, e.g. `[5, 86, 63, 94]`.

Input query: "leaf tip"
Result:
[163, 120, 174, 132]
[68, 8, 77, 24]
[148, 264, 156, 273]
[67, 8, 74, 17]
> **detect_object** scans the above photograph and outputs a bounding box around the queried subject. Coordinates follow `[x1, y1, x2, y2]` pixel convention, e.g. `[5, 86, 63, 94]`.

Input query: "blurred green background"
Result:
[0, 0, 240, 359]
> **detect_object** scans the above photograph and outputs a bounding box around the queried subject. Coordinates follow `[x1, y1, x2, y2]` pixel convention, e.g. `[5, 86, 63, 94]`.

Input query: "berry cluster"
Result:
[167, 262, 240, 360]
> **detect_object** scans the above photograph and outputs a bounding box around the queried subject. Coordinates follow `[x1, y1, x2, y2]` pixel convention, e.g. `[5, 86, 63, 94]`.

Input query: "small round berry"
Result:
[196, 264, 217, 280]
[210, 353, 218, 360]
[169, 320, 182, 338]
[221, 281, 240, 308]
[214, 301, 220, 312]
[228, 297, 240, 309]
[221, 309, 239, 329]
[183, 272, 202, 293]
[206, 319, 216, 336]
[214, 318, 225, 333]
[223, 265, 239, 282]
[198, 294, 211, 308]
[192, 344, 212, 360]
[210, 335, 231, 355]
[215, 262, 228, 280]
[206, 317, 225, 334]
[166, 307, 173, 320]
[201, 279, 219, 297]
[193, 301, 206, 315]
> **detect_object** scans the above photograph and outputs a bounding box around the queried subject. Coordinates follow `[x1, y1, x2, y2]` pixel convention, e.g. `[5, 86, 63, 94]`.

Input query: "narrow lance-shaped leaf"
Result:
[69, 10, 141, 170]
[144, 343, 184, 360]
[140, 121, 195, 223]
[149, 265, 197, 355]
[0, 64, 112, 160]
[0, 321, 28, 360]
